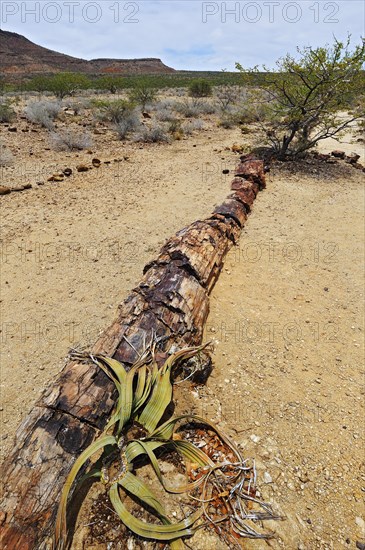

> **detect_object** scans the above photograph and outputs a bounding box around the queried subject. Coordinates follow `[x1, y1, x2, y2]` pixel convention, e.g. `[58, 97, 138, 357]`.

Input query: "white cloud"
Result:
[1, 0, 363, 70]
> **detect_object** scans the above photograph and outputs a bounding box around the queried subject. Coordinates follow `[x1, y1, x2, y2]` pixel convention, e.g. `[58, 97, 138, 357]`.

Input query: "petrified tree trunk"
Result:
[0, 159, 266, 550]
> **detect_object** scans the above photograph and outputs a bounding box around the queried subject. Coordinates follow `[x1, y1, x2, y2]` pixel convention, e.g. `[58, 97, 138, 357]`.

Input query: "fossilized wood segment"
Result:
[0, 159, 266, 550]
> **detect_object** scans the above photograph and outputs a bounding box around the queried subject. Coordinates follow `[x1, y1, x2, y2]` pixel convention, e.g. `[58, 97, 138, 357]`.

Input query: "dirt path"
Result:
[1, 117, 364, 549]
[198, 155, 365, 549]
[0, 123, 242, 460]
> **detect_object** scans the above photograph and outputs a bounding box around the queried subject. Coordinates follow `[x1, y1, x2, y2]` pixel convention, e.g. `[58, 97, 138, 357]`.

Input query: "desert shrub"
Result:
[96, 76, 125, 94]
[115, 112, 140, 139]
[218, 115, 237, 129]
[96, 99, 135, 124]
[198, 102, 217, 115]
[25, 100, 61, 129]
[175, 98, 217, 118]
[50, 129, 92, 151]
[155, 107, 177, 122]
[189, 79, 212, 98]
[0, 77, 6, 96]
[47, 72, 90, 99]
[0, 142, 14, 166]
[64, 100, 86, 115]
[128, 84, 157, 110]
[175, 87, 187, 97]
[0, 101, 16, 123]
[215, 84, 241, 111]
[174, 99, 207, 118]
[156, 99, 178, 110]
[182, 120, 205, 135]
[167, 119, 182, 134]
[236, 36, 365, 158]
[233, 102, 270, 124]
[134, 124, 171, 143]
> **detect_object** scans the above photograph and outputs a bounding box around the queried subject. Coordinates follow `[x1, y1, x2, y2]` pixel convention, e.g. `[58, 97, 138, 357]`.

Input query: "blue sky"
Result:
[1, 1, 364, 70]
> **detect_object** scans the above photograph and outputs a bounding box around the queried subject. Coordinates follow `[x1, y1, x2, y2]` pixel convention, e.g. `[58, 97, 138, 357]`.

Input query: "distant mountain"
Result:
[0, 29, 175, 77]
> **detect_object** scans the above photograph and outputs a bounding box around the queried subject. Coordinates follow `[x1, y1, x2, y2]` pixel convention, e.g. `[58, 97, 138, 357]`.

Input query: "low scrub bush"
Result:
[0, 142, 14, 166]
[218, 115, 237, 129]
[25, 100, 61, 129]
[175, 99, 217, 118]
[155, 107, 177, 122]
[215, 84, 241, 111]
[50, 129, 92, 151]
[174, 100, 202, 118]
[189, 79, 212, 98]
[96, 99, 136, 124]
[134, 124, 171, 143]
[128, 85, 157, 110]
[182, 120, 205, 135]
[115, 112, 140, 140]
[0, 101, 16, 123]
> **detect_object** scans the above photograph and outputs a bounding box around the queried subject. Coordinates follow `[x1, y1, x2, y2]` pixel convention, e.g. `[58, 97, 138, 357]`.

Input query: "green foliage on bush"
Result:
[97, 76, 125, 94]
[96, 99, 136, 123]
[188, 79, 212, 98]
[236, 35, 365, 158]
[0, 101, 16, 123]
[128, 83, 158, 110]
[26, 73, 90, 98]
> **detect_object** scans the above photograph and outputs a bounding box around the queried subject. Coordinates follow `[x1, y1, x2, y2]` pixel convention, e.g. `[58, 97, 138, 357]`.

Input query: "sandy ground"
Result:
[0, 103, 364, 549]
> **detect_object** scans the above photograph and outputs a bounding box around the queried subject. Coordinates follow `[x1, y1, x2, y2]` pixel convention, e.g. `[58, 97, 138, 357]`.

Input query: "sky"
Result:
[1, 1, 364, 71]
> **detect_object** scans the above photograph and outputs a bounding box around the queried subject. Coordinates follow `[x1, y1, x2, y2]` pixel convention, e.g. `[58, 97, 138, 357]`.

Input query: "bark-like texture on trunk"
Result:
[0, 159, 266, 550]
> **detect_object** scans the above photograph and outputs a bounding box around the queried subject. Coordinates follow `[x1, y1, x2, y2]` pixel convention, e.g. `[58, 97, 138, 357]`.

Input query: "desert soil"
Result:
[0, 103, 364, 550]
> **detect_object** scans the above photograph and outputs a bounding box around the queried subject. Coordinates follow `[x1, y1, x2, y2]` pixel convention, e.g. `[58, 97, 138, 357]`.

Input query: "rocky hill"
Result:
[0, 29, 175, 77]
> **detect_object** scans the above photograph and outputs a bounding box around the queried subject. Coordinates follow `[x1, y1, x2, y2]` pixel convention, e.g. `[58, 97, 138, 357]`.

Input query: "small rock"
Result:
[356, 543, 365, 550]
[76, 164, 89, 172]
[345, 152, 360, 164]
[0, 186, 11, 195]
[263, 472, 273, 484]
[355, 516, 365, 532]
[63, 168, 72, 177]
[12, 183, 32, 192]
[222, 169, 230, 174]
[250, 434, 261, 443]
[48, 175, 64, 182]
[92, 158, 101, 167]
[331, 150, 346, 159]
[142, 112, 151, 119]
[8, 127, 17, 132]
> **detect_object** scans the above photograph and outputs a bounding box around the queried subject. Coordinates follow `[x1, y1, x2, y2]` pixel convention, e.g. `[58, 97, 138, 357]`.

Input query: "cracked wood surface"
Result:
[0, 159, 266, 550]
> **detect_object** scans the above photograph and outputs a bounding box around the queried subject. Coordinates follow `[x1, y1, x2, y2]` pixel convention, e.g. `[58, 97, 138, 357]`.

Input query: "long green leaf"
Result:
[119, 471, 168, 520]
[94, 355, 127, 386]
[54, 435, 116, 549]
[137, 366, 173, 433]
[118, 473, 185, 549]
[125, 439, 167, 462]
[172, 440, 214, 468]
[138, 346, 208, 433]
[150, 413, 243, 463]
[109, 483, 202, 540]
[133, 364, 147, 406]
